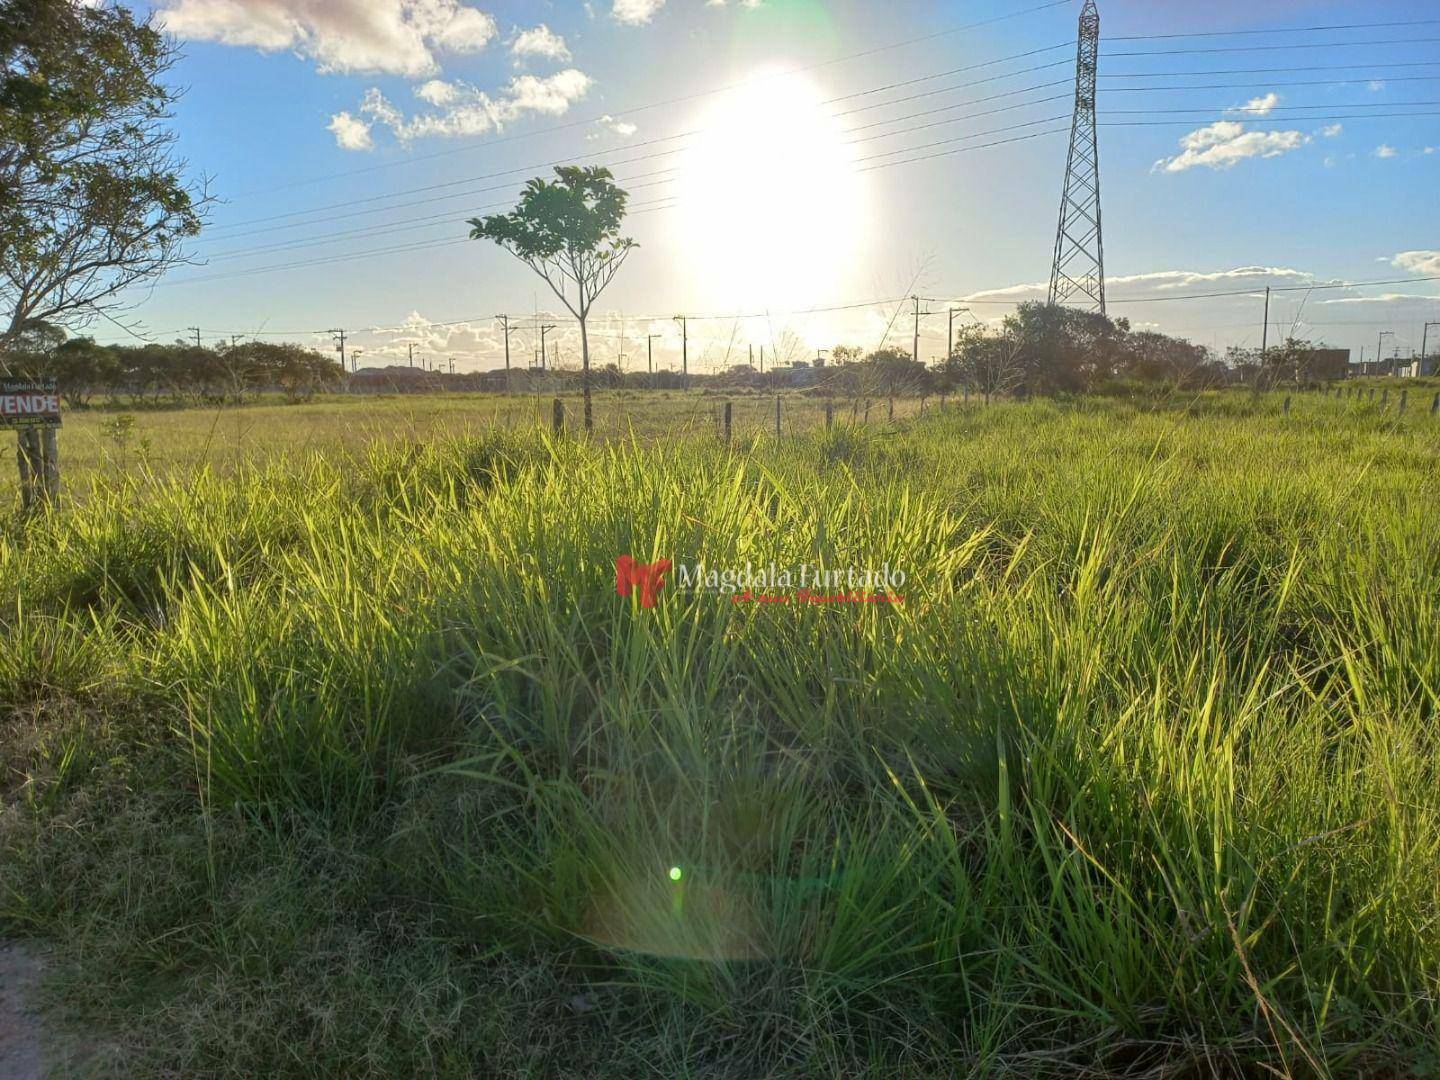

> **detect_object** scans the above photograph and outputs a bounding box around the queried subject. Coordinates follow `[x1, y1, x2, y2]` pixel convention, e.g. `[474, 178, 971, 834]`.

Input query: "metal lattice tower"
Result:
[1048, 0, 1105, 313]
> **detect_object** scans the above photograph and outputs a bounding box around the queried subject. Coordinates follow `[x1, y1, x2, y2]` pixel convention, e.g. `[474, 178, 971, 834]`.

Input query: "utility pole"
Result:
[1260, 287, 1270, 359]
[1422, 322, 1440, 372]
[945, 307, 971, 363]
[407, 343, 415, 368]
[187, 327, 202, 349]
[539, 323, 556, 372]
[496, 315, 514, 374]
[673, 315, 689, 387]
[913, 296, 921, 365]
[911, 296, 939, 365]
[329, 329, 347, 372]
[759, 345, 764, 374]
[1377, 330, 1394, 371]
[648, 333, 660, 387]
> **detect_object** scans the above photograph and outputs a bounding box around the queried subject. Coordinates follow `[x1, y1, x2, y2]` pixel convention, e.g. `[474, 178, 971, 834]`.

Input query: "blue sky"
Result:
[107, 0, 1440, 371]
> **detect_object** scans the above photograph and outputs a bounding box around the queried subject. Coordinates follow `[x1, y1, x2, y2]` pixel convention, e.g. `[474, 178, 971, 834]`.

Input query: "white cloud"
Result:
[1229, 92, 1279, 117]
[1425, 146, 1438, 155]
[1323, 155, 1336, 168]
[959, 266, 1320, 307]
[1392, 250, 1440, 276]
[586, 114, 638, 140]
[1154, 120, 1308, 173]
[348, 68, 593, 143]
[951, 266, 1439, 355]
[1320, 123, 1342, 138]
[1373, 144, 1397, 159]
[156, 0, 498, 77]
[613, 0, 664, 24]
[511, 24, 571, 64]
[415, 79, 460, 106]
[327, 110, 374, 151]
[1368, 80, 1385, 92]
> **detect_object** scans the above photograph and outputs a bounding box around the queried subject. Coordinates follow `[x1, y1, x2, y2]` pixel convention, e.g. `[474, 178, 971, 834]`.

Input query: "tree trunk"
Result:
[580, 314, 593, 432]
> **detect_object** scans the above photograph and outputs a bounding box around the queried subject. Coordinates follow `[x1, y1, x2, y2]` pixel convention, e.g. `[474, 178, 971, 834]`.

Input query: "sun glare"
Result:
[676, 71, 869, 313]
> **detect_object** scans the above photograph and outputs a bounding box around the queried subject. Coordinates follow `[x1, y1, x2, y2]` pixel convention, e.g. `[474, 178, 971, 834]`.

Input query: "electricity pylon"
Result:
[1048, 0, 1105, 314]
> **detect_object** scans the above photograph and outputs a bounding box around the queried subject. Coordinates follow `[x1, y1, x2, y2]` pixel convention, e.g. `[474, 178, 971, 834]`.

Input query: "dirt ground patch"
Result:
[0, 945, 43, 1080]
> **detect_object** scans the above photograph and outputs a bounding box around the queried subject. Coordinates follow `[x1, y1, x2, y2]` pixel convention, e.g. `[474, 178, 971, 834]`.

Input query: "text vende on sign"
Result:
[0, 379, 62, 429]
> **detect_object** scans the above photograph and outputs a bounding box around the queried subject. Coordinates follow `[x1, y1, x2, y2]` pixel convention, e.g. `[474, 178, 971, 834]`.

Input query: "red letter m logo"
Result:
[615, 555, 672, 609]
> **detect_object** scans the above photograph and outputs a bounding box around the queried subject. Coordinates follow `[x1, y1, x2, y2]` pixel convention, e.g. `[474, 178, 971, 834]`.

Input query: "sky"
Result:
[97, 0, 1440, 372]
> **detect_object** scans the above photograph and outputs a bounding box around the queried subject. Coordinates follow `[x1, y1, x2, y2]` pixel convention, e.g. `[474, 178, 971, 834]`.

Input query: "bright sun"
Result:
[676, 71, 869, 313]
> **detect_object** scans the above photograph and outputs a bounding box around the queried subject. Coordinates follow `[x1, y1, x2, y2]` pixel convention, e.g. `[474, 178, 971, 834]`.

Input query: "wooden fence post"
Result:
[775, 395, 781, 437]
[1381, 388, 1389, 408]
[887, 395, 895, 421]
[1399, 389, 1408, 414]
[39, 427, 59, 501]
[825, 401, 834, 429]
[863, 400, 871, 424]
[723, 401, 732, 443]
[1432, 391, 1439, 417]
[552, 397, 564, 435]
[1283, 395, 1291, 416]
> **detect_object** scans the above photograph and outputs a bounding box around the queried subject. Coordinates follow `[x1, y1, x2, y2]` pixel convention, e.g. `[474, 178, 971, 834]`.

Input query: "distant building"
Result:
[1350, 357, 1403, 378]
[1295, 347, 1349, 381]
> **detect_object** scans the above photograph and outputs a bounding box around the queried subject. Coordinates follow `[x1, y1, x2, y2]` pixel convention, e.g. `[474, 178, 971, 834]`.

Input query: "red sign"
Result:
[0, 379, 61, 429]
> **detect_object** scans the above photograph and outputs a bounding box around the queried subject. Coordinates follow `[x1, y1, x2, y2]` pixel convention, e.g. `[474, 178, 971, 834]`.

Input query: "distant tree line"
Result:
[794, 303, 1344, 402]
[3, 323, 342, 405]
[2, 303, 1355, 409]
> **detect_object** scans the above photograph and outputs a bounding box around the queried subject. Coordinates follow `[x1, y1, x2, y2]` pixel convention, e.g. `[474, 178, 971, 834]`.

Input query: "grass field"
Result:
[1, 390, 1438, 1076]
[0, 390, 911, 497]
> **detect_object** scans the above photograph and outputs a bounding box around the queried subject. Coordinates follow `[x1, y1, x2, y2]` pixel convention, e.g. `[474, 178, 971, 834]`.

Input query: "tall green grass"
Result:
[1, 395, 1437, 1075]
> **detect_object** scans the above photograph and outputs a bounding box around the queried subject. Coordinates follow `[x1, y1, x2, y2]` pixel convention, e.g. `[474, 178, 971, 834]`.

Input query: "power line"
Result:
[193, 70, 1440, 261]
[196, 52, 1440, 245]
[219, 9, 1440, 206]
[200, 91, 1091, 262]
[205, 46, 1095, 237]
[1102, 74, 1440, 93]
[1097, 60, 1440, 78]
[1108, 18, 1440, 41]
[1101, 110, 1440, 126]
[130, 273, 1440, 349]
[139, 96, 1440, 286]
[224, 0, 1075, 201]
[955, 275, 1440, 305]
[1105, 36, 1440, 58]
[1102, 100, 1440, 114]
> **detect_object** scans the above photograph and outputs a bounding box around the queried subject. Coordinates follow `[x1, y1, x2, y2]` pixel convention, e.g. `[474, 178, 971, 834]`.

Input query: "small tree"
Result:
[1, 0, 208, 362]
[468, 166, 636, 431]
[943, 325, 1027, 403]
